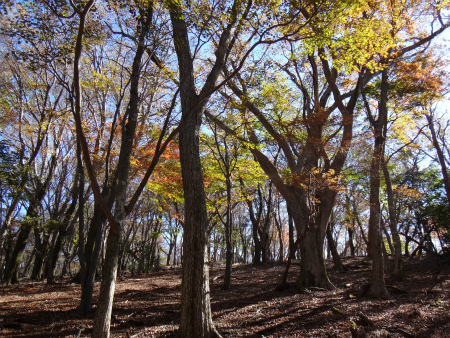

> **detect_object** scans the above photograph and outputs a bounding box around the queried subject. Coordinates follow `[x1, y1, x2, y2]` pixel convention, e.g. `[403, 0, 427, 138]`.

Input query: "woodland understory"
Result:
[1, 256, 449, 338]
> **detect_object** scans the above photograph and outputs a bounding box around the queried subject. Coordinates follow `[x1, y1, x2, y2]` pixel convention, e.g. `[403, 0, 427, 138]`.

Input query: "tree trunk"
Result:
[366, 68, 389, 299]
[287, 207, 296, 259]
[426, 111, 450, 208]
[92, 228, 121, 338]
[348, 225, 355, 257]
[245, 194, 262, 264]
[297, 228, 333, 290]
[92, 3, 154, 335]
[30, 229, 49, 280]
[223, 174, 233, 290]
[275, 215, 284, 262]
[47, 180, 79, 284]
[79, 204, 105, 314]
[326, 222, 345, 271]
[168, 0, 241, 334]
[169, 6, 217, 337]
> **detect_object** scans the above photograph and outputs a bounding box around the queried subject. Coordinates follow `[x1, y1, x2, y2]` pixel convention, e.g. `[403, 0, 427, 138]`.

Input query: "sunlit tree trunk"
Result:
[381, 162, 402, 279]
[92, 2, 154, 336]
[365, 68, 390, 299]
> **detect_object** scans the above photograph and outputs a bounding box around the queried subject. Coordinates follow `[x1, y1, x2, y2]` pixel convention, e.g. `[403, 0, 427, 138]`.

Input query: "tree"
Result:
[363, 68, 391, 299]
[166, 0, 237, 333]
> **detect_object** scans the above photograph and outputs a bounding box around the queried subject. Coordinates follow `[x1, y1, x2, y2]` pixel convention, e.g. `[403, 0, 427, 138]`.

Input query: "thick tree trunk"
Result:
[30, 229, 49, 280]
[4, 220, 33, 284]
[92, 228, 121, 338]
[175, 75, 216, 336]
[178, 135, 214, 336]
[297, 228, 333, 290]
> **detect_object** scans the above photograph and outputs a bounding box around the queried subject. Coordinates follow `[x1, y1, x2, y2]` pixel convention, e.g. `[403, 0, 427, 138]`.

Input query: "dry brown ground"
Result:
[0, 256, 449, 338]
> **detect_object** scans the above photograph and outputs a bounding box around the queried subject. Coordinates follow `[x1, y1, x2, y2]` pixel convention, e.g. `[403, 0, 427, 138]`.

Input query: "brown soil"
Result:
[1, 256, 449, 337]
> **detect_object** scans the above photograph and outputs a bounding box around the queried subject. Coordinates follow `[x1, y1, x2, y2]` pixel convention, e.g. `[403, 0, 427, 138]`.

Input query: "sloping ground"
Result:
[0, 256, 449, 337]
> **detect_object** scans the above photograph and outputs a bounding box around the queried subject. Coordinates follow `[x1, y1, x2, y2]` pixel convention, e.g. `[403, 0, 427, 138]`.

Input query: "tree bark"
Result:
[169, 14, 216, 334]
[168, 0, 242, 334]
[287, 206, 296, 259]
[366, 68, 389, 299]
[223, 172, 233, 290]
[426, 111, 450, 208]
[92, 2, 154, 336]
[326, 221, 346, 271]
[297, 226, 333, 289]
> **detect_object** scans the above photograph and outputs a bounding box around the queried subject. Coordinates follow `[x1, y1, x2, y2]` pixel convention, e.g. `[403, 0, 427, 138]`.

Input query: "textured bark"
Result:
[92, 229, 120, 338]
[168, 0, 242, 334]
[297, 227, 333, 290]
[92, 3, 154, 336]
[366, 69, 389, 299]
[170, 14, 216, 334]
[30, 229, 49, 280]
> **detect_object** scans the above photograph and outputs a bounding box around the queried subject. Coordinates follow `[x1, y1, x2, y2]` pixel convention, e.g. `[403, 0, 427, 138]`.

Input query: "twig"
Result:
[75, 328, 84, 338]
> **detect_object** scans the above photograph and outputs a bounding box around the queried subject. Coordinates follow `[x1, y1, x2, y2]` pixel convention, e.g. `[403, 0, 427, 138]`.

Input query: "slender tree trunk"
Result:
[275, 216, 284, 262]
[348, 224, 355, 257]
[168, 0, 242, 334]
[92, 3, 154, 336]
[92, 227, 121, 338]
[366, 68, 389, 299]
[287, 207, 295, 259]
[47, 179, 79, 284]
[426, 111, 450, 207]
[326, 222, 345, 271]
[223, 174, 233, 290]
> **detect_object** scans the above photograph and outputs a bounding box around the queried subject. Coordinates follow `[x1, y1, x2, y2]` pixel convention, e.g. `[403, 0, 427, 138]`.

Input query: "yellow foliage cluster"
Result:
[393, 184, 422, 200]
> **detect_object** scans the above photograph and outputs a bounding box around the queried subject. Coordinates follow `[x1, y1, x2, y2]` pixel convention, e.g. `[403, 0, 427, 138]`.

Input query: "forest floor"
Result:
[1, 255, 449, 338]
